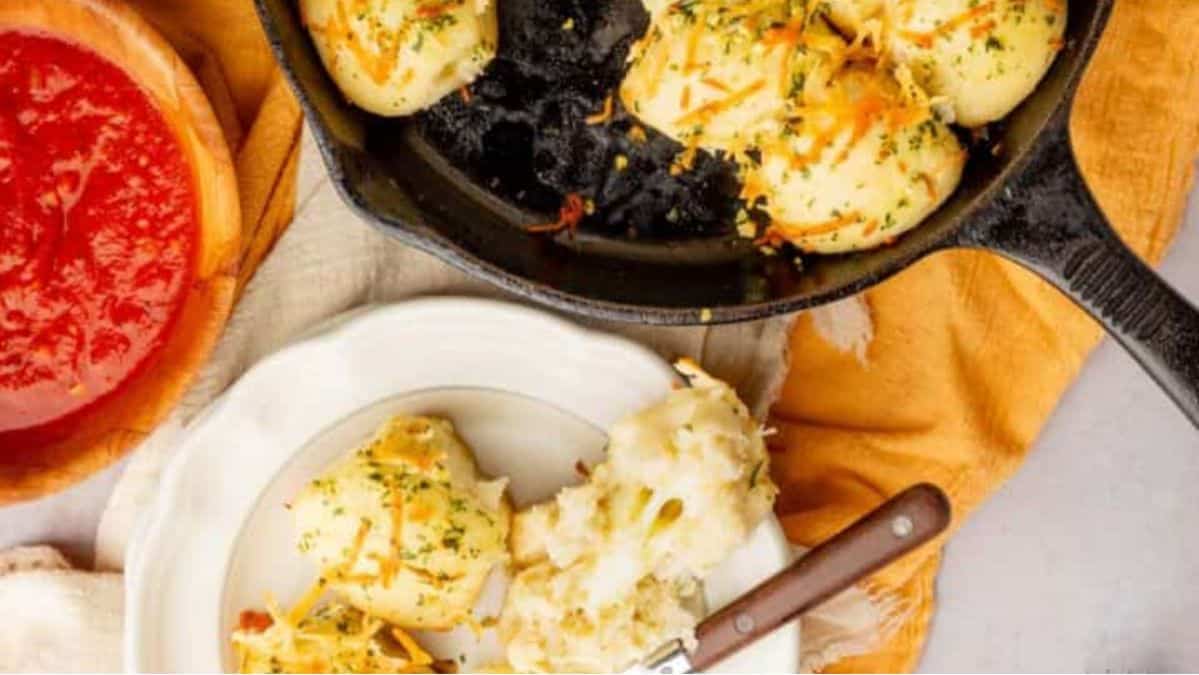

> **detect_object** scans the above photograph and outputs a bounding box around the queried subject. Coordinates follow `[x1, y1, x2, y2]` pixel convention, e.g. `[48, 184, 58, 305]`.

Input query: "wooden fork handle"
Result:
[689, 483, 952, 672]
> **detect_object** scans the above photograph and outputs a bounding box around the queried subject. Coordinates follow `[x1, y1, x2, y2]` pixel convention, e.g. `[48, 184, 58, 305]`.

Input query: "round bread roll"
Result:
[300, 0, 498, 116]
[292, 416, 509, 630]
[621, 0, 846, 152]
[743, 64, 965, 254]
[821, 0, 1067, 127]
[887, 0, 1067, 127]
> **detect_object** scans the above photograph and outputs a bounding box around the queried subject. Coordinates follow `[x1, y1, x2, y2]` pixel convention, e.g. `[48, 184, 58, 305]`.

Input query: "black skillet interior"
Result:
[252, 0, 1111, 325]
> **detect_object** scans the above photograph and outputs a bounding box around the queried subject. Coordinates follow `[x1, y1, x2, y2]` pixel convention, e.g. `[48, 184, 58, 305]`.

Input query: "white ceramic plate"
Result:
[125, 298, 799, 673]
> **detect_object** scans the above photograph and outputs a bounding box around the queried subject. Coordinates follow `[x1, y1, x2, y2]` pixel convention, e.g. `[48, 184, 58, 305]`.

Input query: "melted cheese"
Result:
[300, 0, 497, 116]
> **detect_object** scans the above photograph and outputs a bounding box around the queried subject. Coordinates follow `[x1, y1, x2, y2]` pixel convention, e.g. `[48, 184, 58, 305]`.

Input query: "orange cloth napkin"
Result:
[771, 1, 1199, 671]
[124, 0, 304, 293]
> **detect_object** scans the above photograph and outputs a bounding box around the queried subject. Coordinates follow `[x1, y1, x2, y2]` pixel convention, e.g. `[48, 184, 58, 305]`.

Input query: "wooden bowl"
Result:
[0, 0, 240, 504]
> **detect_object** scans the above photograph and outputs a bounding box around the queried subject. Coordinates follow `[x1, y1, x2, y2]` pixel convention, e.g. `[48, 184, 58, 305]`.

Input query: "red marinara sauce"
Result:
[0, 31, 198, 437]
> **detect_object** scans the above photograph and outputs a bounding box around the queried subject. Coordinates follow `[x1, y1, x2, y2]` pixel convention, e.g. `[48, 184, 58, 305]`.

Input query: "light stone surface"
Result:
[920, 182, 1199, 673]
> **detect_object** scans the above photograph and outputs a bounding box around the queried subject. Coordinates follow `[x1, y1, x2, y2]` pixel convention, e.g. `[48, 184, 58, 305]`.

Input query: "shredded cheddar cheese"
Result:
[232, 595, 439, 673]
[527, 192, 586, 235]
[584, 95, 615, 125]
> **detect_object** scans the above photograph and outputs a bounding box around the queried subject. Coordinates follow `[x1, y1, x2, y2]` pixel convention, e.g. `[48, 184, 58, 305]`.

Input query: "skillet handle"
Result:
[958, 112, 1199, 427]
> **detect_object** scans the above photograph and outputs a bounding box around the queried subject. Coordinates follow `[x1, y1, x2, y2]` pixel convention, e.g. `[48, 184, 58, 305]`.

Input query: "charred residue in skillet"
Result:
[416, 0, 743, 240]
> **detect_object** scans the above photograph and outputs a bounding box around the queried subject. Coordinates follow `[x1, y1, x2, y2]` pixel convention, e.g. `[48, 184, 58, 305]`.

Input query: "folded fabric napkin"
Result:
[0, 548, 122, 673]
[2, 0, 1197, 673]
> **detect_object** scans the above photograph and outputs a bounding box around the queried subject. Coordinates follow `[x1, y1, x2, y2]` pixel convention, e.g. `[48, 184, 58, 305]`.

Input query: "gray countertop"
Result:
[2, 178, 1196, 672]
[920, 187, 1199, 672]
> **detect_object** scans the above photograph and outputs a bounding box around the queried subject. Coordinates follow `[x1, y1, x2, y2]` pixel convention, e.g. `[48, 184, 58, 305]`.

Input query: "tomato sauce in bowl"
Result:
[0, 31, 198, 436]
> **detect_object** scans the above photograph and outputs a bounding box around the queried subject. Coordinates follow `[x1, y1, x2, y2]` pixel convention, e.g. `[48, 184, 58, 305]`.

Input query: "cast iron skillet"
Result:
[253, 0, 1199, 427]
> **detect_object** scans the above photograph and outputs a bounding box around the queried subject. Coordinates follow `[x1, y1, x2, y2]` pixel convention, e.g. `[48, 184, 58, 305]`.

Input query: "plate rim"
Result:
[124, 297, 799, 672]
